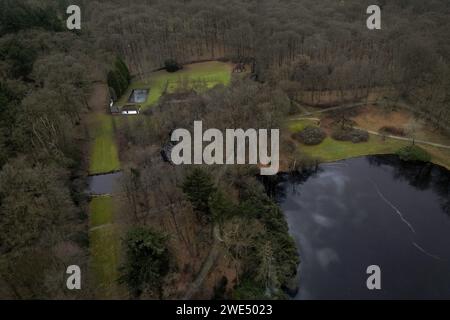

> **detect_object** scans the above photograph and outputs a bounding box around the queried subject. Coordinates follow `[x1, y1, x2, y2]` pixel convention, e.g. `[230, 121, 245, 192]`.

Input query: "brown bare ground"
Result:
[352, 105, 450, 146]
[87, 83, 109, 114]
[352, 105, 411, 131]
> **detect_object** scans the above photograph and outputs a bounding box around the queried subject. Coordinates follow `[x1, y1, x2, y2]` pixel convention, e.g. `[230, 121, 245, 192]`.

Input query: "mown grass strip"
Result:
[89, 114, 120, 175]
[89, 196, 121, 298]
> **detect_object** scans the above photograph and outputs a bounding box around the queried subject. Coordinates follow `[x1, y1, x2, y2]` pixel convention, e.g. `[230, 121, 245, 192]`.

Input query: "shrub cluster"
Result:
[332, 127, 369, 143]
[293, 126, 326, 145]
[164, 59, 183, 72]
[396, 145, 431, 162]
[379, 126, 406, 136]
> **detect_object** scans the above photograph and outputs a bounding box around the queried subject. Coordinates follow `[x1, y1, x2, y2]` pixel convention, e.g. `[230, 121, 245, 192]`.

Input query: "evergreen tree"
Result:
[115, 57, 131, 83]
[182, 168, 216, 218]
[107, 70, 122, 98]
[209, 190, 235, 224]
[119, 227, 170, 298]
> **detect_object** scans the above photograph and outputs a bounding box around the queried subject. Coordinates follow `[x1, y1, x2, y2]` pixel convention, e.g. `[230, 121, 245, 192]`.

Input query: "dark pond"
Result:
[88, 171, 122, 195]
[128, 89, 149, 103]
[275, 155, 450, 299]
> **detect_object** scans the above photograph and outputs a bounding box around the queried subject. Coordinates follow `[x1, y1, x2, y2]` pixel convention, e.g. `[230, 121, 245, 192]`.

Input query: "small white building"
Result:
[121, 105, 141, 115]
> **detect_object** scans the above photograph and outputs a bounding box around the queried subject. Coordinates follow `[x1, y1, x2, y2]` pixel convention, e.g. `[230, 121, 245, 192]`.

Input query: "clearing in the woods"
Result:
[117, 61, 233, 109]
[89, 196, 122, 298]
[89, 114, 121, 175]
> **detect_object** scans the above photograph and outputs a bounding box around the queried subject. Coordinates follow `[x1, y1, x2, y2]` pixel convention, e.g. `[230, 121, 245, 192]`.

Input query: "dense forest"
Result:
[80, 0, 450, 127]
[0, 0, 115, 298]
[0, 0, 449, 299]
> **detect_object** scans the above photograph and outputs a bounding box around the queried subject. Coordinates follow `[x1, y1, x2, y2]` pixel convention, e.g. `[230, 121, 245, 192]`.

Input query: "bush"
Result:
[379, 126, 405, 136]
[164, 59, 182, 73]
[331, 127, 369, 143]
[396, 145, 431, 162]
[293, 126, 326, 145]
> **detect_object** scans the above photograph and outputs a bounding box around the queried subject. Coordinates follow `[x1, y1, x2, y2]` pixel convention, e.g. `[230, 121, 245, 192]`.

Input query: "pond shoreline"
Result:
[271, 154, 450, 299]
[88, 169, 122, 177]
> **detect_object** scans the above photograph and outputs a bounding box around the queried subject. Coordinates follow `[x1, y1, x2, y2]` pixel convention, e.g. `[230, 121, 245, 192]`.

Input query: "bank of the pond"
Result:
[288, 119, 450, 170]
[275, 155, 450, 299]
[88, 171, 123, 196]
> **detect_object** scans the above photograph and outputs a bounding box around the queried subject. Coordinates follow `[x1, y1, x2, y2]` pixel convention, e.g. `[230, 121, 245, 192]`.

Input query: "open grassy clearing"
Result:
[287, 118, 450, 168]
[89, 196, 121, 298]
[89, 114, 120, 175]
[117, 61, 233, 109]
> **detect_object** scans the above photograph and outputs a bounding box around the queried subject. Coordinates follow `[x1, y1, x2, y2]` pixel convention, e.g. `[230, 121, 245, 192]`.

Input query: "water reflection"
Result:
[88, 171, 122, 195]
[366, 155, 449, 215]
[274, 156, 450, 299]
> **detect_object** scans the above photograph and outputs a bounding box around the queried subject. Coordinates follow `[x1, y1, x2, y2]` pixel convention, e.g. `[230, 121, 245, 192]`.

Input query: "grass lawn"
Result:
[89, 196, 121, 298]
[89, 114, 120, 175]
[118, 61, 233, 109]
[300, 135, 408, 162]
[287, 118, 450, 168]
[90, 196, 114, 227]
[288, 119, 320, 132]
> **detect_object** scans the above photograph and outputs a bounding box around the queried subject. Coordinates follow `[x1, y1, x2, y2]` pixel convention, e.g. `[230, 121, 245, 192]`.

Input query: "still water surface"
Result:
[276, 156, 450, 299]
[88, 171, 122, 195]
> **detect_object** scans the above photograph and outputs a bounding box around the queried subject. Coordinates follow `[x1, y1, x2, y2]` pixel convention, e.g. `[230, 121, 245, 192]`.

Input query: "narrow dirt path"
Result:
[88, 83, 109, 114]
[356, 127, 450, 149]
[292, 101, 369, 117]
[289, 102, 450, 150]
